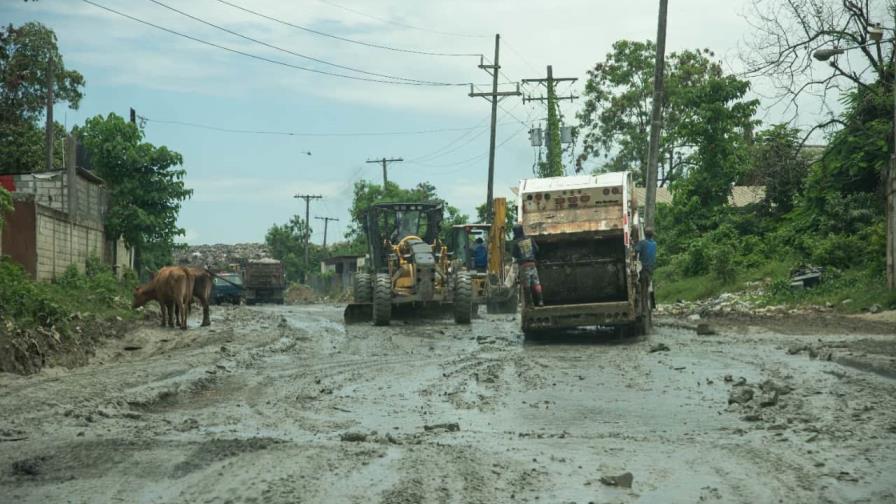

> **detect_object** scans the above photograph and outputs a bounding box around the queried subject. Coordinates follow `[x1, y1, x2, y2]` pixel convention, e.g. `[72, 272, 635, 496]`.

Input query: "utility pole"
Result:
[644, 0, 669, 230]
[523, 66, 578, 178]
[45, 56, 54, 172]
[469, 34, 521, 223]
[294, 194, 322, 282]
[314, 216, 339, 250]
[366, 157, 403, 186]
[130, 107, 137, 124]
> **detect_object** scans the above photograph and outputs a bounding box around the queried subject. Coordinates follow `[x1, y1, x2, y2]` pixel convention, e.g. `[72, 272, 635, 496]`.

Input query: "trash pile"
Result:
[174, 243, 271, 270]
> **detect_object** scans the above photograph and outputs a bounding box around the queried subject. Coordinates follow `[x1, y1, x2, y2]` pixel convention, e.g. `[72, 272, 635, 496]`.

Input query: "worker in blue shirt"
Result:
[634, 227, 657, 308]
[635, 227, 657, 274]
[472, 237, 488, 271]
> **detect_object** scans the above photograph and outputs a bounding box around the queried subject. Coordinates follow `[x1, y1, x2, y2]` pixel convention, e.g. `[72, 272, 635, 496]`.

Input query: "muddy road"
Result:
[1, 304, 895, 503]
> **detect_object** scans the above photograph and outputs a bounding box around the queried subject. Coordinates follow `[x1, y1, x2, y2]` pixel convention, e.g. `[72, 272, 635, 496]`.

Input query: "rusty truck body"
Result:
[242, 258, 286, 305]
[517, 171, 651, 336]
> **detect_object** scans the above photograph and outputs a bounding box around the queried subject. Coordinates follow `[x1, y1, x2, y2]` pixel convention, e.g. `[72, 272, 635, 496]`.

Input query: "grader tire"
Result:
[353, 272, 372, 303]
[453, 271, 473, 325]
[372, 273, 392, 326]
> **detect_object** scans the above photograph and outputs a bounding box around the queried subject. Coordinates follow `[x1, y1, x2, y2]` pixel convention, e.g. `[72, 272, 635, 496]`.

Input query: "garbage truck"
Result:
[516, 171, 652, 337]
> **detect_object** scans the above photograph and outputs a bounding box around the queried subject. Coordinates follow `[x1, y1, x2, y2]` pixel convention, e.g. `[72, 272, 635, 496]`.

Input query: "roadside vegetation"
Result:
[0, 256, 138, 374]
[576, 1, 894, 313]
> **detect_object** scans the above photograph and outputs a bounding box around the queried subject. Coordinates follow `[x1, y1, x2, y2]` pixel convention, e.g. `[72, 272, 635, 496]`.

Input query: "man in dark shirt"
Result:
[512, 224, 544, 307]
[634, 227, 657, 308]
[472, 237, 488, 271]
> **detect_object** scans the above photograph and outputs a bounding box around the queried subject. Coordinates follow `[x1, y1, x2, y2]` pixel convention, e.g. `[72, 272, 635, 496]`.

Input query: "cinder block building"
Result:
[0, 136, 133, 280]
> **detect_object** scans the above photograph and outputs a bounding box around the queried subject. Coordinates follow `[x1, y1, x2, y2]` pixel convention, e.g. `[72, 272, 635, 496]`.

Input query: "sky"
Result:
[2, 0, 837, 245]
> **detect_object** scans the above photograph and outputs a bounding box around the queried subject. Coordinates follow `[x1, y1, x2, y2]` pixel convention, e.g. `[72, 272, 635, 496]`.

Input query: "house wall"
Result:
[1, 197, 38, 278]
[34, 204, 105, 281]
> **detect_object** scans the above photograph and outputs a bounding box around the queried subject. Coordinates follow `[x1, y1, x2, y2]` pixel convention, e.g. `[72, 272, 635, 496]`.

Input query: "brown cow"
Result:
[186, 267, 213, 327]
[132, 266, 193, 330]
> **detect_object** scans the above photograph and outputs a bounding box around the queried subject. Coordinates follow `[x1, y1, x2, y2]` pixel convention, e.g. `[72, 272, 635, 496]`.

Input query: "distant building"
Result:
[0, 136, 133, 280]
[632, 186, 766, 210]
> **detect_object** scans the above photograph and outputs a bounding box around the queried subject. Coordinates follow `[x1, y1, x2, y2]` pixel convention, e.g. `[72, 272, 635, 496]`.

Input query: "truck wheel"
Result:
[372, 273, 392, 326]
[353, 272, 372, 303]
[453, 271, 472, 324]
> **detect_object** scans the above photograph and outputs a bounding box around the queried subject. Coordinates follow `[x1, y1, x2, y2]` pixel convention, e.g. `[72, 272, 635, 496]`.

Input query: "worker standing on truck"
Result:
[635, 227, 657, 307]
[512, 224, 544, 307]
[473, 237, 488, 271]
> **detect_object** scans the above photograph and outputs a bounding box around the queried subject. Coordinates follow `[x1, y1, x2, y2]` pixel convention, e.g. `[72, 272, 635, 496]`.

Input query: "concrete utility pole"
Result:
[45, 56, 54, 172]
[294, 194, 322, 282]
[523, 66, 578, 178]
[889, 69, 896, 289]
[644, 0, 670, 230]
[469, 34, 521, 223]
[315, 216, 339, 250]
[366, 157, 403, 186]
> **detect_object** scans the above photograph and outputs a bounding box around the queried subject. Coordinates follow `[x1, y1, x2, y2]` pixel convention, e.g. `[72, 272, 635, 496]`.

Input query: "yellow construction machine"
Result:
[448, 197, 518, 314]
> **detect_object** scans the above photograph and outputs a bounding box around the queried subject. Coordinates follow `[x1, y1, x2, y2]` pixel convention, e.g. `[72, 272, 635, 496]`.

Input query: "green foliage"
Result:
[760, 269, 896, 313]
[742, 124, 809, 214]
[0, 22, 85, 174]
[0, 186, 11, 229]
[76, 113, 192, 271]
[577, 41, 755, 185]
[537, 81, 564, 178]
[345, 180, 467, 247]
[265, 215, 325, 283]
[0, 257, 136, 330]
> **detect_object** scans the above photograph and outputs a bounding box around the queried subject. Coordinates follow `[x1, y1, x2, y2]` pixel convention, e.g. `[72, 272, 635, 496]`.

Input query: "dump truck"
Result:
[344, 202, 473, 325]
[517, 171, 652, 337]
[242, 258, 285, 305]
[448, 197, 517, 314]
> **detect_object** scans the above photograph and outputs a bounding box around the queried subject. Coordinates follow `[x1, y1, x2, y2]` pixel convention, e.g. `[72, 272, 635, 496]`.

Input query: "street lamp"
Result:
[813, 28, 896, 290]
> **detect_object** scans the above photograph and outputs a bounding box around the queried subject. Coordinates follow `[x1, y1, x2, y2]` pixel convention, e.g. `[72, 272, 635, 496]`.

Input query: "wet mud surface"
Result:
[1, 304, 895, 503]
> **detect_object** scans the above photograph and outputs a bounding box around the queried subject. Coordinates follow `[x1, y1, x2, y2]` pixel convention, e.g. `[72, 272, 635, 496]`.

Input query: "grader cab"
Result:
[344, 202, 473, 325]
[448, 198, 517, 314]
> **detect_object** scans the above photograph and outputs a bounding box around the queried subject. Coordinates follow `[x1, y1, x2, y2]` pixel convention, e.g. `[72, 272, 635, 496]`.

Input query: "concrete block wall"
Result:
[35, 207, 104, 281]
[13, 172, 68, 212]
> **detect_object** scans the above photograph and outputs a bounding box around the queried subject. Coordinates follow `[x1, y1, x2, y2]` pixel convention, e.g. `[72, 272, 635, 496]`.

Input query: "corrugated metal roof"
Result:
[632, 186, 766, 207]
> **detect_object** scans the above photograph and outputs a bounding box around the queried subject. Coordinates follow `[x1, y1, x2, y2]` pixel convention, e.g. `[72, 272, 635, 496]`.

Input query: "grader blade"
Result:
[343, 303, 372, 324]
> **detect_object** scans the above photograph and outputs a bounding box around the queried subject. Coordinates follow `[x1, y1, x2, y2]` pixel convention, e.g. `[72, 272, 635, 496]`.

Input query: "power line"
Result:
[429, 124, 529, 175]
[81, 0, 466, 87]
[140, 116, 494, 137]
[214, 0, 482, 58]
[145, 0, 453, 85]
[318, 0, 489, 39]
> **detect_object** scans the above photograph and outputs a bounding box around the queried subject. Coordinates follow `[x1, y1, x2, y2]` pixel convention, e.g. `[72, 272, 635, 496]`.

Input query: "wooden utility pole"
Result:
[644, 0, 669, 230]
[523, 66, 578, 177]
[315, 216, 339, 250]
[469, 34, 521, 223]
[366, 157, 403, 186]
[294, 194, 322, 282]
[888, 73, 896, 289]
[45, 56, 54, 172]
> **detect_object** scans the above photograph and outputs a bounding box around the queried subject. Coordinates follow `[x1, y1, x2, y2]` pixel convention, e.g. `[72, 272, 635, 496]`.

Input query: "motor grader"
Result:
[344, 202, 473, 325]
[448, 197, 518, 314]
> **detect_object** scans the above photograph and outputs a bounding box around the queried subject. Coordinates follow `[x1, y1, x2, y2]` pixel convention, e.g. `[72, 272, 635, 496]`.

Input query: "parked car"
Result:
[212, 272, 243, 305]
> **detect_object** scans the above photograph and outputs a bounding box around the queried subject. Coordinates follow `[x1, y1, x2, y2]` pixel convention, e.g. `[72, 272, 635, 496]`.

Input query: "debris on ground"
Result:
[339, 432, 368, 442]
[423, 422, 460, 432]
[648, 343, 670, 353]
[599, 471, 634, 488]
[728, 387, 754, 405]
[696, 323, 716, 335]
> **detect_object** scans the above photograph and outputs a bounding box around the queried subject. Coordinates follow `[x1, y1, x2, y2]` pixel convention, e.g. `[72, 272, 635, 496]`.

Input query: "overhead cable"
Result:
[144, 0, 459, 85]
[81, 0, 466, 86]
[214, 0, 482, 58]
[140, 116, 504, 137]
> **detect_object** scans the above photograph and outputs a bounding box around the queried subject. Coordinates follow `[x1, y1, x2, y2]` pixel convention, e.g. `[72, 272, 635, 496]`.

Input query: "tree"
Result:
[0, 22, 85, 173]
[346, 180, 467, 247]
[743, 0, 893, 124]
[742, 125, 810, 214]
[0, 186, 11, 230]
[576, 41, 751, 185]
[77, 113, 192, 272]
[265, 215, 324, 283]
